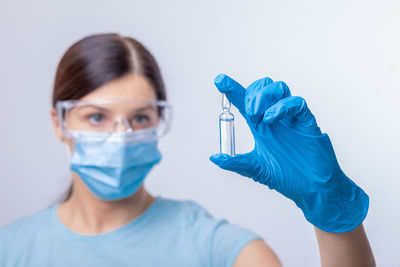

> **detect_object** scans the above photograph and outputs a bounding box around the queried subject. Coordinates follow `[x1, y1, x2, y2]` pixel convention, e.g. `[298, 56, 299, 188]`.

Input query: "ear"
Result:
[50, 108, 66, 142]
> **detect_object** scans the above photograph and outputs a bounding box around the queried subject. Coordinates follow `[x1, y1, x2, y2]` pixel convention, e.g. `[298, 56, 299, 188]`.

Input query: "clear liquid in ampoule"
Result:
[219, 94, 235, 156]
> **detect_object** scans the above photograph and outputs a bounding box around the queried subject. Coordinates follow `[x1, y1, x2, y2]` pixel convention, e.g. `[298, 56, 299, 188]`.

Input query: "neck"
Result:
[57, 174, 154, 235]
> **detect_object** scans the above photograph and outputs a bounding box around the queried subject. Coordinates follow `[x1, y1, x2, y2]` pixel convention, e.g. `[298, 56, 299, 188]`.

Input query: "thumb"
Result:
[209, 152, 260, 179]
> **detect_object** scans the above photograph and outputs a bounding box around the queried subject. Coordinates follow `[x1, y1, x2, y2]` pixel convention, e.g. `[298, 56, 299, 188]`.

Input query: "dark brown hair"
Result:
[53, 33, 166, 107]
[53, 33, 167, 201]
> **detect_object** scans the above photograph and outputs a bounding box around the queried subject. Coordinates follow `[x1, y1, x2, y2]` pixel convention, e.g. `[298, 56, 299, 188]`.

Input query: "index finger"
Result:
[214, 74, 246, 116]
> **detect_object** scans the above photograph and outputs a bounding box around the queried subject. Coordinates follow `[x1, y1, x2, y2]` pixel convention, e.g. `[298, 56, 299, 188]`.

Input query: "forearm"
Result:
[315, 224, 375, 267]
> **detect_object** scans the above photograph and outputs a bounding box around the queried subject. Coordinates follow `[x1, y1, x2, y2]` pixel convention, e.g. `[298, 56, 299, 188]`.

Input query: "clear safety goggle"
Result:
[56, 99, 172, 142]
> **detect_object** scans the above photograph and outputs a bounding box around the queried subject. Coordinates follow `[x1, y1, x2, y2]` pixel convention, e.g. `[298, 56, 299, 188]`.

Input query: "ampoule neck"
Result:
[222, 94, 231, 112]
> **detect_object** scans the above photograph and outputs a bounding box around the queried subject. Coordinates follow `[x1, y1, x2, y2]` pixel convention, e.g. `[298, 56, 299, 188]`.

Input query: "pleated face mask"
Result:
[69, 128, 162, 201]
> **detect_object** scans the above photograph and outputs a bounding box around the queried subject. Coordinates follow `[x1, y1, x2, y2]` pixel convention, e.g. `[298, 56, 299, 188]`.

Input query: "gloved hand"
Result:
[210, 74, 369, 233]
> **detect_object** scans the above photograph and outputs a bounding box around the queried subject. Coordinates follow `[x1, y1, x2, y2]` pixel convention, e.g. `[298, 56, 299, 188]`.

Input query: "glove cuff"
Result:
[298, 170, 369, 233]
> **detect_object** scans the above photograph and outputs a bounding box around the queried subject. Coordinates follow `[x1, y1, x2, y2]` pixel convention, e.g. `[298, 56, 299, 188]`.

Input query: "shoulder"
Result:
[0, 206, 55, 251]
[156, 197, 262, 266]
[0, 206, 54, 234]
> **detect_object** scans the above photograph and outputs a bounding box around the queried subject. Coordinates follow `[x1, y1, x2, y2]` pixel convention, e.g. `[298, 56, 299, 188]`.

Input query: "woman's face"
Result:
[51, 73, 157, 151]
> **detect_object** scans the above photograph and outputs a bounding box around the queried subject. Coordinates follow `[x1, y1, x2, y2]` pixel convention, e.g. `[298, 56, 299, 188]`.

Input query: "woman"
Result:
[0, 33, 375, 266]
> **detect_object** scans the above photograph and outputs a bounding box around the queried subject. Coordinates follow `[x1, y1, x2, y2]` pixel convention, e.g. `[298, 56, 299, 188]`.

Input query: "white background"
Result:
[0, 0, 399, 265]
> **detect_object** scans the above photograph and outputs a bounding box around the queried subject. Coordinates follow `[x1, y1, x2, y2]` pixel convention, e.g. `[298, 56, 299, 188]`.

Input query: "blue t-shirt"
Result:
[0, 197, 261, 267]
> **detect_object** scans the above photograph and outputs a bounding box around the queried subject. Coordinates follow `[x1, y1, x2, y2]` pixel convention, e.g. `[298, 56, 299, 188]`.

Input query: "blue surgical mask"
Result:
[69, 128, 162, 201]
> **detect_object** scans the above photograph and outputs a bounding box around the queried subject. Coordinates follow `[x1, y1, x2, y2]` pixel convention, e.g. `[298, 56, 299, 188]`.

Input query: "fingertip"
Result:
[275, 81, 292, 97]
[213, 74, 238, 93]
[210, 153, 230, 159]
[247, 76, 274, 90]
[214, 74, 230, 90]
[210, 153, 232, 163]
[262, 76, 274, 85]
[209, 154, 218, 163]
[263, 107, 281, 124]
[263, 115, 275, 124]
[214, 74, 227, 85]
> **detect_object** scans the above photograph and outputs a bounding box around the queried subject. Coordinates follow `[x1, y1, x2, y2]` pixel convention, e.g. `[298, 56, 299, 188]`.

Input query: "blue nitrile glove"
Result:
[210, 74, 369, 233]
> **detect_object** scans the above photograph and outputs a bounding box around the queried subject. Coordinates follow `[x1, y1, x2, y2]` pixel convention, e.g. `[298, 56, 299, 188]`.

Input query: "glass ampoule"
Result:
[219, 94, 235, 156]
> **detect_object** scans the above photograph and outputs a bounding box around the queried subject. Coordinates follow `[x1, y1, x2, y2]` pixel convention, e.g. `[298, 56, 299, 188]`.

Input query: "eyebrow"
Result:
[129, 106, 157, 113]
[76, 105, 112, 113]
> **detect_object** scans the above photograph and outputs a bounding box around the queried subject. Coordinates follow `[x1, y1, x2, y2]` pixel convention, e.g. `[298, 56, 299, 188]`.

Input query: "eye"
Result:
[132, 114, 150, 125]
[88, 113, 104, 124]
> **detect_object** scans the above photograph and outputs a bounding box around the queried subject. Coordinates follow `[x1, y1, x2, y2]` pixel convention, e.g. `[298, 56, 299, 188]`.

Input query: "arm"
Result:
[234, 240, 282, 267]
[315, 224, 375, 267]
[211, 74, 375, 266]
[233, 224, 375, 267]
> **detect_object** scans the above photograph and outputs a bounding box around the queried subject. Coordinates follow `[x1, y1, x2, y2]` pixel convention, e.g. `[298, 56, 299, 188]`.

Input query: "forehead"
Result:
[80, 73, 157, 102]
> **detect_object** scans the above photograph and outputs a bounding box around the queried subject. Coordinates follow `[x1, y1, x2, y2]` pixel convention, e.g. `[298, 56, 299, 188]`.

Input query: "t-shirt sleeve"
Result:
[187, 201, 262, 267]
